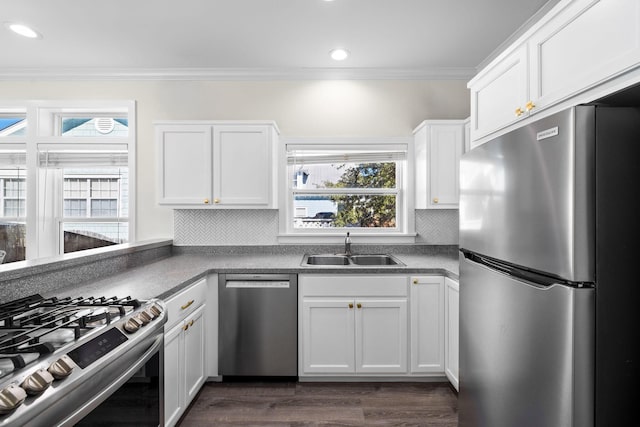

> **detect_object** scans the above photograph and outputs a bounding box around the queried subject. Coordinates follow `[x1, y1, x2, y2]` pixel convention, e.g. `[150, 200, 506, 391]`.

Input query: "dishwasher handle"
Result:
[226, 281, 290, 289]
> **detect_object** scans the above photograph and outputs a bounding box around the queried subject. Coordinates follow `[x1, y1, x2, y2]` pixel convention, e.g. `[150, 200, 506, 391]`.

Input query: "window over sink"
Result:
[280, 138, 415, 243]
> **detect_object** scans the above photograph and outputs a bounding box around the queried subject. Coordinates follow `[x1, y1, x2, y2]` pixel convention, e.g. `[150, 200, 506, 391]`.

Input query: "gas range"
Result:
[0, 293, 166, 426]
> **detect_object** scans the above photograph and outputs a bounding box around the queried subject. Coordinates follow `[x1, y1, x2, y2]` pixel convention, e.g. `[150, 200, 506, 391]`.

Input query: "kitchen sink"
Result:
[349, 254, 401, 266]
[304, 254, 351, 265]
[301, 254, 404, 267]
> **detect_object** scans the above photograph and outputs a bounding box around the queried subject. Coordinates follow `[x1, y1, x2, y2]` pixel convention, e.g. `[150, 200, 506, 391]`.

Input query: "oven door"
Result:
[60, 334, 164, 427]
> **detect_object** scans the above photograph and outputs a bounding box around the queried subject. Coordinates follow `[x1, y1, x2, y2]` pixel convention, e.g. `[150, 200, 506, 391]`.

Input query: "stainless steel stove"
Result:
[0, 293, 166, 426]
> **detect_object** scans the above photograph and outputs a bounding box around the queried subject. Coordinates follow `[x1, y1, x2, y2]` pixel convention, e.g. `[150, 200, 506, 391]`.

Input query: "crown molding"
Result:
[0, 66, 476, 81]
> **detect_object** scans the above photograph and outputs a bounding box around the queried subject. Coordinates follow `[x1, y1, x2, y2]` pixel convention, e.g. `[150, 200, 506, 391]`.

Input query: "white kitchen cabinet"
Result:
[355, 299, 408, 374]
[163, 278, 208, 427]
[464, 117, 471, 152]
[468, 0, 640, 144]
[183, 304, 206, 403]
[410, 276, 444, 374]
[163, 321, 183, 427]
[529, 0, 640, 112]
[444, 277, 459, 391]
[299, 275, 408, 376]
[156, 121, 279, 208]
[414, 120, 464, 209]
[468, 45, 529, 141]
[301, 299, 356, 374]
[156, 124, 212, 205]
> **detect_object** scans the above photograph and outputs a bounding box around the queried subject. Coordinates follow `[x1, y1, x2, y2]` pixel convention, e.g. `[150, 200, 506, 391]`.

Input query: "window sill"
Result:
[277, 233, 417, 245]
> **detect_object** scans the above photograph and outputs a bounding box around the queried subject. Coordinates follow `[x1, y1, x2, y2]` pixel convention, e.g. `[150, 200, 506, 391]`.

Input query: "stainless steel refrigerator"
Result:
[459, 104, 639, 427]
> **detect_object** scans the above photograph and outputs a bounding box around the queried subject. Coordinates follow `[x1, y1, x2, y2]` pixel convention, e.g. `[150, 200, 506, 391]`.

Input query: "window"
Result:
[282, 139, 414, 240]
[0, 101, 135, 264]
[60, 169, 128, 253]
[0, 114, 27, 137]
[0, 164, 26, 263]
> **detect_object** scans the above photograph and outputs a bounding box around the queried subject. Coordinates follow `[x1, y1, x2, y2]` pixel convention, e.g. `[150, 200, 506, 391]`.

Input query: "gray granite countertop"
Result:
[45, 251, 460, 302]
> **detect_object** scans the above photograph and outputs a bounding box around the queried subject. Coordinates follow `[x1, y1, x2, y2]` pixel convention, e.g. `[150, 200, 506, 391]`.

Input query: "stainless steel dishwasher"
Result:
[219, 273, 297, 377]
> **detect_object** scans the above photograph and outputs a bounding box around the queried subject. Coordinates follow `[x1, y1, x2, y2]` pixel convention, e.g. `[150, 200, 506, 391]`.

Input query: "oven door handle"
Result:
[57, 334, 164, 427]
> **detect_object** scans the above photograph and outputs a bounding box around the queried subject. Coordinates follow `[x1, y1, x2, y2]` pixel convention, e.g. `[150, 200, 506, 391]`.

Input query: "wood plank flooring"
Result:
[178, 381, 458, 426]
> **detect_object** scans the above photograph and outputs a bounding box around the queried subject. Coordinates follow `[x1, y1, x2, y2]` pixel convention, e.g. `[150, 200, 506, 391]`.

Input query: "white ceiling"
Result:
[0, 0, 556, 80]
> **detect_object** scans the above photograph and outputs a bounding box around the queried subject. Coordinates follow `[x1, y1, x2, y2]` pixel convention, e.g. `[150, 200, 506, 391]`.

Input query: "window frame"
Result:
[0, 100, 135, 262]
[278, 137, 416, 244]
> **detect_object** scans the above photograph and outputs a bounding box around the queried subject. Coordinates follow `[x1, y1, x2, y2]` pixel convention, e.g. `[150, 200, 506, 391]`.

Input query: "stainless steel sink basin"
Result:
[304, 254, 350, 265]
[301, 254, 404, 267]
[349, 254, 402, 266]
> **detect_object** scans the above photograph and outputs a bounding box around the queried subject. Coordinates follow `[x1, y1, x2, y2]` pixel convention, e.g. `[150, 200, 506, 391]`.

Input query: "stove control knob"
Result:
[149, 304, 163, 319]
[136, 311, 152, 326]
[0, 384, 27, 414]
[21, 368, 54, 395]
[123, 316, 143, 334]
[48, 355, 76, 380]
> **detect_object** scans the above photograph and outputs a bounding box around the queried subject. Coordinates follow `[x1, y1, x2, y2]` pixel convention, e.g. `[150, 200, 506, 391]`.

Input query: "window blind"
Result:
[286, 144, 407, 165]
[0, 150, 26, 167]
[38, 150, 128, 168]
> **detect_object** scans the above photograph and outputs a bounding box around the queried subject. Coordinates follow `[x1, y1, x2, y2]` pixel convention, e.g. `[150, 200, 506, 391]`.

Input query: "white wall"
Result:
[0, 79, 469, 241]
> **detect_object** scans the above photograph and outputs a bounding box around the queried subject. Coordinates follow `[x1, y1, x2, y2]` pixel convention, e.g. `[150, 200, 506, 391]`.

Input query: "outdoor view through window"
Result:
[0, 107, 132, 264]
[288, 145, 405, 231]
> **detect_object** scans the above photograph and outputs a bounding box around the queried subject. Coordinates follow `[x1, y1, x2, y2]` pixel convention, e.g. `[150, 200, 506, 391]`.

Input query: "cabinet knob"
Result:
[214, 198, 220, 204]
[204, 199, 210, 204]
[433, 197, 439, 204]
[348, 303, 354, 309]
[356, 303, 362, 309]
[515, 107, 524, 117]
[525, 101, 536, 112]
[413, 279, 418, 285]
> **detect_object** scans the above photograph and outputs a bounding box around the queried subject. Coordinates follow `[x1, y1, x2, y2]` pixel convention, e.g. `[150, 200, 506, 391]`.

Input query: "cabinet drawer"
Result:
[165, 278, 207, 329]
[301, 275, 408, 297]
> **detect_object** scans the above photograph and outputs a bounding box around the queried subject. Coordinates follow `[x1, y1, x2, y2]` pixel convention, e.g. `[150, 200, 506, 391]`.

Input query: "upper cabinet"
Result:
[469, 45, 529, 142]
[156, 121, 279, 208]
[468, 0, 640, 144]
[529, 0, 640, 111]
[414, 120, 465, 209]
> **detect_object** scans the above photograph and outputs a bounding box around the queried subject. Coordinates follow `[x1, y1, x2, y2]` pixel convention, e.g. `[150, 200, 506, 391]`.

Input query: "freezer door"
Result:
[459, 253, 594, 427]
[459, 106, 595, 282]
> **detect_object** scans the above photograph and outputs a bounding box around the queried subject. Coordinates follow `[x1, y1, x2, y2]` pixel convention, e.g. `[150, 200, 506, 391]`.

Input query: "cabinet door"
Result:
[183, 304, 206, 405]
[469, 45, 529, 141]
[529, 0, 640, 112]
[464, 118, 472, 152]
[410, 276, 445, 373]
[301, 299, 355, 374]
[213, 125, 272, 206]
[445, 277, 460, 391]
[164, 322, 184, 427]
[355, 299, 408, 374]
[157, 125, 212, 205]
[428, 124, 463, 209]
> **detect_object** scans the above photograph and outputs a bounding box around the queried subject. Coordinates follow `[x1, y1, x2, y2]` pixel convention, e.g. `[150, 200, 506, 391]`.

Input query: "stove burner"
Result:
[0, 294, 144, 378]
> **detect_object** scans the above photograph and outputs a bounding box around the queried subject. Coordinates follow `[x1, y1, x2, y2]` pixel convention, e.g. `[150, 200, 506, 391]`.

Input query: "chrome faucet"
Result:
[344, 232, 352, 256]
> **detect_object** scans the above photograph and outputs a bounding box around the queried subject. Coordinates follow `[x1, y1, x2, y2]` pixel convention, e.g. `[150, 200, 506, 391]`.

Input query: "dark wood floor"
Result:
[178, 381, 458, 426]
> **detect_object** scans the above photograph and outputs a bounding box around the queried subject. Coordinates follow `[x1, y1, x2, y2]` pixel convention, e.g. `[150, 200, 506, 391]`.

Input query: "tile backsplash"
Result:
[174, 209, 458, 246]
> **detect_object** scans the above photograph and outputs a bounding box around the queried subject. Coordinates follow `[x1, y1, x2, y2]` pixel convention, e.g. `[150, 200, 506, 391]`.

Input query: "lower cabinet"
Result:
[299, 275, 408, 376]
[299, 273, 454, 385]
[410, 276, 445, 373]
[163, 278, 208, 427]
[301, 297, 408, 374]
[444, 277, 460, 391]
[165, 304, 206, 426]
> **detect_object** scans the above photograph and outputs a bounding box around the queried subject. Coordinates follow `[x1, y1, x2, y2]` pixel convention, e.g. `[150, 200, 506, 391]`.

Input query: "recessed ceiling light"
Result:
[5, 23, 42, 39]
[330, 48, 349, 61]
